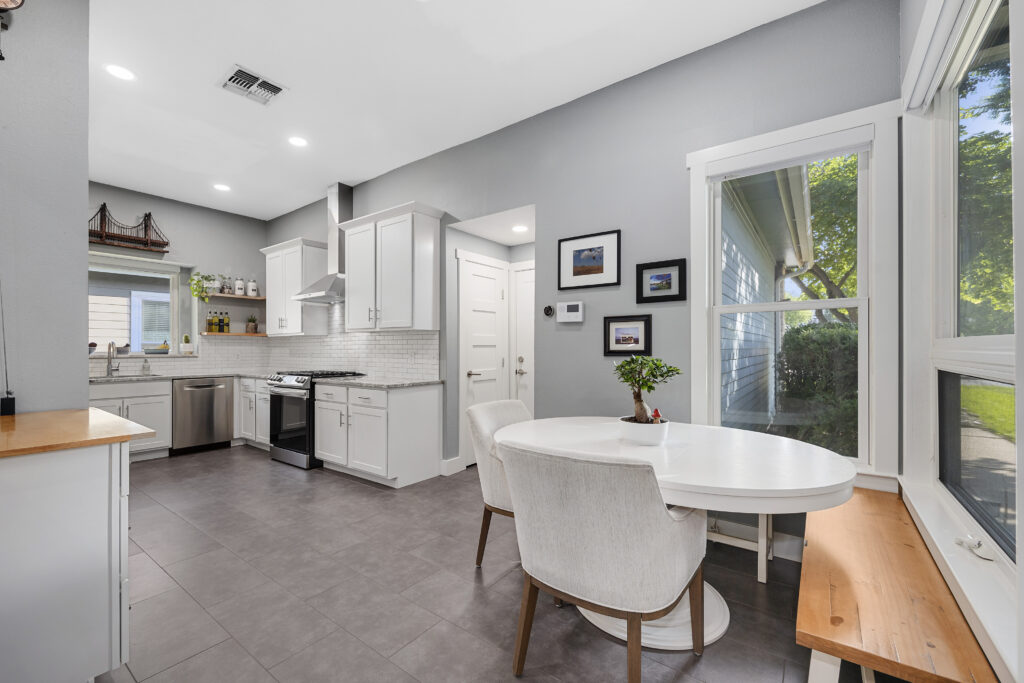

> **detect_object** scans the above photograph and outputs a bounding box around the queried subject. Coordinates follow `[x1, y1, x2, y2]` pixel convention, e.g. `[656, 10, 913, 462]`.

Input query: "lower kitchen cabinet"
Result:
[89, 381, 171, 457]
[235, 378, 270, 446]
[314, 401, 347, 466]
[314, 383, 441, 487]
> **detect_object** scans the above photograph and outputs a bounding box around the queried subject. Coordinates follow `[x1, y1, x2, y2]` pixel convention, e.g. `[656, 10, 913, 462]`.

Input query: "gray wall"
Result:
[89, 183, 269, 295]
[353, 0, 901, 431]
[509, 243, 537, 263]
[266, 198, 327, 246]
[0, 0, 90, 412]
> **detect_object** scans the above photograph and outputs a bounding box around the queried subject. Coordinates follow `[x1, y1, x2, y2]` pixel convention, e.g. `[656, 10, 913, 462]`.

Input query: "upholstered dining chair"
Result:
[465, 399, 532, 567]
[501, 444, 706, 682]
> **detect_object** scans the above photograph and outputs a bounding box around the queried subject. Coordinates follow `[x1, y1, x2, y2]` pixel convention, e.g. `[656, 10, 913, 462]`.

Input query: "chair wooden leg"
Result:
[626, 612, 642, 683]
[513, 572, 540, 676]
[688, 563, 704, 656]
[553, 597, 564, 607]
[475, 507, 493, 567]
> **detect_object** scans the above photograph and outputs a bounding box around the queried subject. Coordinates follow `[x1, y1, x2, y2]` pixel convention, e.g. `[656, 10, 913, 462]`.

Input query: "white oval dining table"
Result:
[492, 416, 857, 651]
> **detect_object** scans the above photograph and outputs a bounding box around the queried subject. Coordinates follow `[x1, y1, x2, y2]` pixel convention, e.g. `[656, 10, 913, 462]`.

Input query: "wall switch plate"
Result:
[556, 302, 584, 323]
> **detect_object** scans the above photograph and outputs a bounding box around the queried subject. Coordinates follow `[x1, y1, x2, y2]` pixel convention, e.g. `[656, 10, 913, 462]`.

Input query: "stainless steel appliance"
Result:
[267, 370, 364, 469]
[172, 376, 234, 452]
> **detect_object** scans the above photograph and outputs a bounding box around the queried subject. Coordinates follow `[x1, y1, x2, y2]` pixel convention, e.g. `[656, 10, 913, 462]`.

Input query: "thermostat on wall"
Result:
[557, 301, 584, 323]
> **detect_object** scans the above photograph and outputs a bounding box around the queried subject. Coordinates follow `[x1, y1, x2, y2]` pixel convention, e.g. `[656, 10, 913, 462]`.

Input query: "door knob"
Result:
[466, 371, 482, 377]
[516, 369, 527, 375]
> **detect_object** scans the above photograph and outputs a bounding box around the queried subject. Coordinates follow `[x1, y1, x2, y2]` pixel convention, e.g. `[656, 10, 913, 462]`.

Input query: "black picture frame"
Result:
[636, 258, 686, 304]
[557, 229, 621, 290]
[603, 314, 652, 356]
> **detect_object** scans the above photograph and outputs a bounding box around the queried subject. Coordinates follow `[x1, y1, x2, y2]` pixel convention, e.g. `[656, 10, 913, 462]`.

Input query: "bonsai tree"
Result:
[614, 355, 681, 423]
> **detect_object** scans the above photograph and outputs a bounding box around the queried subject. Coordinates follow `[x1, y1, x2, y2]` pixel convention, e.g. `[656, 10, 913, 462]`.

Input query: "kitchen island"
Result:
[0, 408, 153, 683]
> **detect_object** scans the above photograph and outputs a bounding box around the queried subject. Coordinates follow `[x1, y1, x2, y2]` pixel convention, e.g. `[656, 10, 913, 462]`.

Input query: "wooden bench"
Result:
[796, 488, 998, 683]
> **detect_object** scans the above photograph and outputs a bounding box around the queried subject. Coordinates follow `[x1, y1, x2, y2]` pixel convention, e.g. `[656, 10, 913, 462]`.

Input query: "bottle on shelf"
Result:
[224, 311, 231, 333]
[217, 312, 225, 334]
[207, 311, 214, 333]
[234, 276, 245, 296]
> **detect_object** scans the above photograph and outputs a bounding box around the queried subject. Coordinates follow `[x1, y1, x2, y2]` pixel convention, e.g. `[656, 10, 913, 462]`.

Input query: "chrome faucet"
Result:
[106, 341, 120, 377]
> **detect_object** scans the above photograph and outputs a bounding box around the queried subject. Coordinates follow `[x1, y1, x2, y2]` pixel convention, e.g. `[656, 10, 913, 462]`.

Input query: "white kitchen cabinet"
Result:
[316, 382, 441, 488]
[256, 393, 270, 444]
[89, 381, 172, 457]
[348, 404, 388, 476]
[315, 400, 347, 466]
[236, 390, 256, 441]
[261, 238, 329, 337]
[341, 202, 442, 331]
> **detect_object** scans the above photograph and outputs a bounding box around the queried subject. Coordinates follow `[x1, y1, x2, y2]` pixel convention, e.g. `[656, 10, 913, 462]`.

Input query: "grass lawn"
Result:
[961, 384, 1016, 442]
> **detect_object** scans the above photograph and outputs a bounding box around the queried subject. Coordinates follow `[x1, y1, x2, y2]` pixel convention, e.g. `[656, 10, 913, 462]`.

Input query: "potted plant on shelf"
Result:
[614, 355, 681, 445]
[246, 314, 258, 334]
[188, 272, 223, 303]
[179, 334, 194, 356]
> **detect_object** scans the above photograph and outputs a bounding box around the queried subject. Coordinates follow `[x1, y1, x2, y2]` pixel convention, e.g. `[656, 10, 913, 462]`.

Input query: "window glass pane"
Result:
[87, 269, 171, 351]
[938, 372, 1016, 557]
[721, 309, 858, 458]
[957, 1, 1013, 336]
[140, 298, 171, 344]
[720, 153, 858, 305]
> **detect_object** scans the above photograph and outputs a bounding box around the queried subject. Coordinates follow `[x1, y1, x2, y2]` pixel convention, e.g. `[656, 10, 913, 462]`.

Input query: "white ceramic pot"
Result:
[619, 416, 670, 446]
[179, 343, 194, 356]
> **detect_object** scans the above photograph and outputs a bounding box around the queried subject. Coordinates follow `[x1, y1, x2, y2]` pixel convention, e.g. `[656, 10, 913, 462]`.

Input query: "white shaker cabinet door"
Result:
[375, 214, 414, 329]
[256, 394, 271, 444]
[89, 398, 122, 418]
[237, 391, 256, 441]
[123, 395, 172, 451]
[265, 250, 285, 335]
[315, 402, 347, 466]
[281, 246, 303, 335]
[347, 405, 387, 477]
[345, 223, 377, 330]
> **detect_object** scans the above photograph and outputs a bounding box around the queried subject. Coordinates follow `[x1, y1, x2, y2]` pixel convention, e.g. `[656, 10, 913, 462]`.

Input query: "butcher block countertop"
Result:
[0, 408, 156, 459]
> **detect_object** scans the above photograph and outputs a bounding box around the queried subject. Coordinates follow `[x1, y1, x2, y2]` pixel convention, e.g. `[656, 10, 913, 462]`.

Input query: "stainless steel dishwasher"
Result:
[172, 377, 234, 452]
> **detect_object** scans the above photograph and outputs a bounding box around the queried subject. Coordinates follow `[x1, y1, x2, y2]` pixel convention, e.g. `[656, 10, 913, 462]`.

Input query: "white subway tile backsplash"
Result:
[89, 304, 439, 380]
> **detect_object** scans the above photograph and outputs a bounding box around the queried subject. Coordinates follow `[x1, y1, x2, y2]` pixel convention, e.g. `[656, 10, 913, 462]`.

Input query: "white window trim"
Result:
[687, 100, 901, 481]
[901, 0, 1019, 677]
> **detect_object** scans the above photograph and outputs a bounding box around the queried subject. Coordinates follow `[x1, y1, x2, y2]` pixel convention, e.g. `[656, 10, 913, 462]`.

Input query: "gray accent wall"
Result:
[0, 0, 90, 412]
[509, 243, 537, 263]
[266, 198, 328, 246]
[353, 0, 900, 430]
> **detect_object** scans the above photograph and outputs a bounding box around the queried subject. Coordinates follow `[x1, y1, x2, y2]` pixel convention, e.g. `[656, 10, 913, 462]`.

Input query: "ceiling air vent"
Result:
[220, 65, 286, 105]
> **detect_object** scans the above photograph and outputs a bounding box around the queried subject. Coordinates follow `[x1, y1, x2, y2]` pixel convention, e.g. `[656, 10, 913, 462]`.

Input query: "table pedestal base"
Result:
[577, 582, 729, 651]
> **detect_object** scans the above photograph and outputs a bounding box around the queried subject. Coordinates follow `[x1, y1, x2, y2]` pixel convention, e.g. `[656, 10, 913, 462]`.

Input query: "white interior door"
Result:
[458, 251, 509, 465]
[510, 262, 535, 415]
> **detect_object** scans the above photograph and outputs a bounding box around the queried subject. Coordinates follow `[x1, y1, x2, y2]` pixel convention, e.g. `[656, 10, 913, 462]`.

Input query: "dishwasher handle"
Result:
[182, 383, 227, 391]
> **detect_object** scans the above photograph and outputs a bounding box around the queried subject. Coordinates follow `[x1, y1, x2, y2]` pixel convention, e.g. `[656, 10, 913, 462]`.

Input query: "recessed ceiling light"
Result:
[105, 64, 136, 81]
[288, 136, 308, 147]
[512, 225, 529, 233]
[213, 184, 231, 192]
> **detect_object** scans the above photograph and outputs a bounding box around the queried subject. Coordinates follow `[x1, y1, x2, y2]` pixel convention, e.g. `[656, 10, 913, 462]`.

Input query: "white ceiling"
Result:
[451, 205, 536, 246]
[89, 0, 824, 220]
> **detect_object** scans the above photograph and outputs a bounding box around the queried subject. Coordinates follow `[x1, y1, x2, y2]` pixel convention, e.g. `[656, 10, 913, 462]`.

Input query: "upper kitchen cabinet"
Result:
[260, 238, 329, 336]
[341, 202, 442, 331]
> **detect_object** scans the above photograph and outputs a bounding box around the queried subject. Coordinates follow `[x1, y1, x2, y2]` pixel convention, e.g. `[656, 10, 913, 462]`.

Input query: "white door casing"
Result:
[510, 261, 536, 415]
[458, 250, 510, 465]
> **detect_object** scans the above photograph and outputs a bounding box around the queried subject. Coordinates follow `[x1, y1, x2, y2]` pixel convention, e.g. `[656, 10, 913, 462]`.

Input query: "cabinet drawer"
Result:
[347, 388, 386, 409]
[315, 385, 346, 403]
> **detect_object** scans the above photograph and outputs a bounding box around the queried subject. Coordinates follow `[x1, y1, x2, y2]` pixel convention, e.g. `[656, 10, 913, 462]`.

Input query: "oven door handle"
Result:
[269, 387, 309, 399]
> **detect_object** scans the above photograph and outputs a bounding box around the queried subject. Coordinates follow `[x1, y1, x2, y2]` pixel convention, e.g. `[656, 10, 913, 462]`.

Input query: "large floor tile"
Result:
[125, 587, 229, 681]
[129, 506, 222, 567]
[208, 581, 338, 668]
[164, 547, 269, 607]
[250, 544, 357, 599]
[389, 620, 507, 683]
[145, 639, 275, 683]
[645, 631, 789, 683]
[335, 539, 443, 593]
[308, 573, 440, 657]
[274, 517, 368, 555]
[270, 630, 417, 683]
[409, 533, 520, 587]
[128, 552, 178, 605]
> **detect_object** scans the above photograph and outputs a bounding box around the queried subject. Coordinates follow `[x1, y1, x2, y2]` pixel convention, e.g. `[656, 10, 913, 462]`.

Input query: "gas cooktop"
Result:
[278, 370, 365, 378]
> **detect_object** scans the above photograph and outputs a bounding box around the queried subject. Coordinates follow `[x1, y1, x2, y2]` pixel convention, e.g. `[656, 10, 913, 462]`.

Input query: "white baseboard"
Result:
[440, 456, 465, 476]
[130, 449, 168, 462]
[855, 471, 899, 492]
[709, 517, 804, 563]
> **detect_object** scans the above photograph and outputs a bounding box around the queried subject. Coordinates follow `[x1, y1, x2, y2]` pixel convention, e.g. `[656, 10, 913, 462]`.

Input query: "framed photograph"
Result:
[558, 229, 621, 290]
[636, 258, 686, 303]
[604, 314, 652, 356]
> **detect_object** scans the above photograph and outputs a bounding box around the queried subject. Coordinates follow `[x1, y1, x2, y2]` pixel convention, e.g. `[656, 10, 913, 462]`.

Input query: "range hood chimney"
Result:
[292, 182, 353, 304]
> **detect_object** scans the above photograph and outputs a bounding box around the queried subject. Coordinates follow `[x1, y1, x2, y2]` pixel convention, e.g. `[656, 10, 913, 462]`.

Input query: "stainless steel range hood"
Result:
[291, 182, 353, 304]
[292, 272, 345, 303]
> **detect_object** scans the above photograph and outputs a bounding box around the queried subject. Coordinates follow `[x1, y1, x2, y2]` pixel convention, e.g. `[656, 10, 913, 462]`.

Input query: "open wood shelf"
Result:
[205, 293, 266, 301]
[200, 332, 267, 337]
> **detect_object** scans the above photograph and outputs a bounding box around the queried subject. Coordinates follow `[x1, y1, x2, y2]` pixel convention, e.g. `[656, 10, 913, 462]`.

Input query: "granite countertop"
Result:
[89, 371, 270, 384]
[0, 408, 155, 458]
[314, 377, 444, 389]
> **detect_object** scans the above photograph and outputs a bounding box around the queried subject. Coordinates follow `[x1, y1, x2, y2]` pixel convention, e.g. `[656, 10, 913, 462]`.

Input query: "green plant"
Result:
[613, 355, 681, 423]
[182, 334, 190, 344]
[247, 314, 258, 324]
[188, 272, 220, 302]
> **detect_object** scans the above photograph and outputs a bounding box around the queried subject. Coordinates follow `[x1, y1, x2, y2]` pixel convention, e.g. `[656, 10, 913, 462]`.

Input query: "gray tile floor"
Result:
[96, 445, 876, 683]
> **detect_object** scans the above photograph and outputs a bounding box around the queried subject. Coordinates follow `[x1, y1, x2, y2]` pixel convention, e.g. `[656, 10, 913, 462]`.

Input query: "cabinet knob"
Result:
[368, 307, 373, 322]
